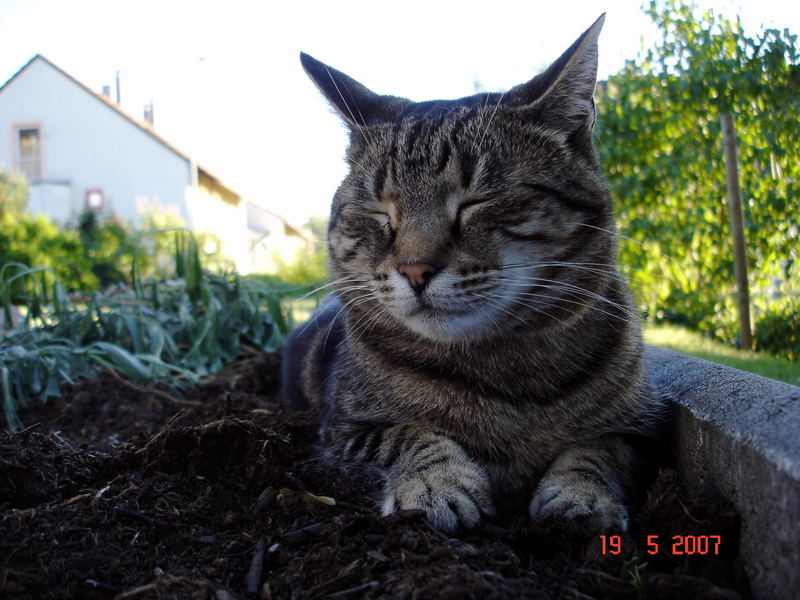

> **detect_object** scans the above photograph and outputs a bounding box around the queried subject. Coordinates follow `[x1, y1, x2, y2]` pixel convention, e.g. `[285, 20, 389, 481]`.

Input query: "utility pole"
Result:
[720, 112, 753, 350]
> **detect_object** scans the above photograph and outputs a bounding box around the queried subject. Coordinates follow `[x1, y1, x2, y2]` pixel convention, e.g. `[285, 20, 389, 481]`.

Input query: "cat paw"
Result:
[382, 460, 494, 533]
[529, 474, 628, 534]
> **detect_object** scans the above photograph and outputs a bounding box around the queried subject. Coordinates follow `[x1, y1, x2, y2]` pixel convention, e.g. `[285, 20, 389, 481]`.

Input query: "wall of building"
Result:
[0, 58, 192, 226]
[185, 185, 249, 273]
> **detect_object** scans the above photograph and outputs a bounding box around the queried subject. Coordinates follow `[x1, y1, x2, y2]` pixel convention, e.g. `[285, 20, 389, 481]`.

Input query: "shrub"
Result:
[755, 307, 800, 362]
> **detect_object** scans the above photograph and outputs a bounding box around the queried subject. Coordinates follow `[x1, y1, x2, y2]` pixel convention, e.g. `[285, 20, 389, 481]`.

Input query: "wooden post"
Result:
[720, 112, 753, 350]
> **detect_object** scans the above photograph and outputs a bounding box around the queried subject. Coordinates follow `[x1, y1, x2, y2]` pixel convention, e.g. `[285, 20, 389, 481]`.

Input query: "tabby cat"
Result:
[281, 14, 663, 534]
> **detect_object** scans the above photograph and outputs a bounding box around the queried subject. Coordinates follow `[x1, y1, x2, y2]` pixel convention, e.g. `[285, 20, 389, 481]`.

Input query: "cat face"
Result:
[303, 15, 618, 343]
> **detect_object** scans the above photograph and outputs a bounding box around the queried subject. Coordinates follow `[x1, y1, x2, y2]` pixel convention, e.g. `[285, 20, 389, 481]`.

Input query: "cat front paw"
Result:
[529, 473, 628, 534]
[382, 460, 494, 533]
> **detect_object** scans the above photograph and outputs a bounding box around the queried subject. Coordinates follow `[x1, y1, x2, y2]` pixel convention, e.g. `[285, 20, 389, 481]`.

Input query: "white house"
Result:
[0, 54, 311, 274]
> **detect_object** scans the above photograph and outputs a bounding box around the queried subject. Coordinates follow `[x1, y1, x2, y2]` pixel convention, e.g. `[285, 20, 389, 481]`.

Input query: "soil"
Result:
[1, 351, 751, 599]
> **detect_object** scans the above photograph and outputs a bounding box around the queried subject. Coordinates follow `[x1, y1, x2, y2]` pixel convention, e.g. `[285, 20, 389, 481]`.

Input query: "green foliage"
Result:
[751, 306, 799, 362]
[305, 216, 329, 254]
[0, 211, 96, 294]
[620, 554, 649, 599]
[0, 169, 28, 216]
[77, 210, 137, 287]
[270, 216, 329, 287]
[273, 246, 329, 287]
[139, 209, 231, 277]
[596, 0, 799, 359]
[0, 164, 229, 296]
[0, 234, 290, 430]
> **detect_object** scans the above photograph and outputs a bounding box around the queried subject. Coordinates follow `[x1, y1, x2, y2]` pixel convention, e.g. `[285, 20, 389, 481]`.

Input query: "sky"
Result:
[1, 0, 798, 227]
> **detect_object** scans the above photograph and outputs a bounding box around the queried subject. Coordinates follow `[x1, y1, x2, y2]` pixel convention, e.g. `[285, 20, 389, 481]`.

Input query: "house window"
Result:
[18, 127, 42, 180]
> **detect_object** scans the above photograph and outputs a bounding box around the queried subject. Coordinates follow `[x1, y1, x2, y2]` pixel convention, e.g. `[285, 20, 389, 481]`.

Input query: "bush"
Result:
[0, 211, 96, 296]
[272, 246, 329, 287]
[755, 307, 800, 362]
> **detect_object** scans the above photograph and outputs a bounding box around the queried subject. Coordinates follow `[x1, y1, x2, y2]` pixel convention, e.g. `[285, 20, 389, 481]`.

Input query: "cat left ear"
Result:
[512, 13, 605, 133]
[300, 52, 410, 128]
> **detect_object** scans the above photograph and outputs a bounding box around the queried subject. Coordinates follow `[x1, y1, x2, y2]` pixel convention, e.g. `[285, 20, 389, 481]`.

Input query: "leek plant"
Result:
[1, 232, 291, 430]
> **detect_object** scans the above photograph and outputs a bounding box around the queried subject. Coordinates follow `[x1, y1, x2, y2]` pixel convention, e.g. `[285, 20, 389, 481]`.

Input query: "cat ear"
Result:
[512, 13, 605, 132]
[300, 52, 410, 128]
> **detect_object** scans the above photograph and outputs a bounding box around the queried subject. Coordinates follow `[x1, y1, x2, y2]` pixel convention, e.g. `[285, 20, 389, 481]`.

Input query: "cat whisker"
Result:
[497, 277, 625, 310]
[505, 282, 639, 322]
[573, 222, 679, 265]
[323, 294, 380, 351]
[320, 291, 378, 350]
[361, 304, 392, 339]
[351, 306, 389, 344]
[481, 290, 577, 324]
[296, 285, 370, 338]
[347, 156, 378, 183]
[496, 262, 651, 290]
[478, 91, 507, 150]
[488, 288, 635, 325]
[472, 301, 510, 338]
[471, 292, 530, 327]
[472, 93, 493, 144]
[500, 260, 671, 280]
[494, 275, 640, 321]
[345, 302, 392, 349]
[321, 63, 376, 149]
[293, 277, 364, 301]
[335, 285, 375, 294]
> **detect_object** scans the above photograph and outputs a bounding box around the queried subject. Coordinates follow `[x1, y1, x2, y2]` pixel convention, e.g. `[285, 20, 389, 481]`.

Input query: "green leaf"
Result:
[85, 341, 152, 383]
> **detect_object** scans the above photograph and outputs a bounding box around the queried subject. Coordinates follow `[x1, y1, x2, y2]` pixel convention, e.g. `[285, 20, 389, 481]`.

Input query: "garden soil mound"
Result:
[1, 352, 750, 599]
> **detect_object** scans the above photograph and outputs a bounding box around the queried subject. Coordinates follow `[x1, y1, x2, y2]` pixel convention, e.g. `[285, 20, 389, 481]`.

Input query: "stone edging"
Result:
[645, 345, 800, 600]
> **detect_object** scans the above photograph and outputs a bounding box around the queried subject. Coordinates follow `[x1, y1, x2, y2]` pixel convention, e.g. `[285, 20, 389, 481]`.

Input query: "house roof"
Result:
[0, 54, 239, 199]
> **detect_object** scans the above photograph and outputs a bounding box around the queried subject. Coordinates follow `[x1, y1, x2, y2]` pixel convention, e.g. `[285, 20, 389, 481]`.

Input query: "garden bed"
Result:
[1, 351, 748, 599]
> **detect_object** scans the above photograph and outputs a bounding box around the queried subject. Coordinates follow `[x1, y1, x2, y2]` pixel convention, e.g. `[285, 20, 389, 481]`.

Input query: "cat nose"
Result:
[398, 262, 439, 293]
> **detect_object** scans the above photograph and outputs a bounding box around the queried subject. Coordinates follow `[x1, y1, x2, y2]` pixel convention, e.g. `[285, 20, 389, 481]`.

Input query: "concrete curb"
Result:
[645, 345, 800, 600]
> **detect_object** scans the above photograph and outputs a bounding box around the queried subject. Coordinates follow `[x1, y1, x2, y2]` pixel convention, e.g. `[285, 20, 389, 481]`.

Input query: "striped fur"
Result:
[282, 15, 664, 533]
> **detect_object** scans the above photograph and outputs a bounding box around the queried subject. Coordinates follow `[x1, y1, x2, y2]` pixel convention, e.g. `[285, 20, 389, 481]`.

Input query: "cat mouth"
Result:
[400, 301, 489, 342]
[407, 301, 469, 318]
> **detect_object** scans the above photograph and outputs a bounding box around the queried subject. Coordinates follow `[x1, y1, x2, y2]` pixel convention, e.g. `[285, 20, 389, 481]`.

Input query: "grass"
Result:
[645, 323, 800, 386]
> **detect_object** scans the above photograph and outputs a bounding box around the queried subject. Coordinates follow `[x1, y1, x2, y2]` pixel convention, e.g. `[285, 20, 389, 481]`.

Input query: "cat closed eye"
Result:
[366, 211, 393, 230]
[455, 197, 494, 228]
[458, 197, 493, 212]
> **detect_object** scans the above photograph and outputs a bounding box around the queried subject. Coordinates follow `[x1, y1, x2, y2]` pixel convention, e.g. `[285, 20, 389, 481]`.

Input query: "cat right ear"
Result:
[300, 52, 410, 128]
[511, 14, 605, 133]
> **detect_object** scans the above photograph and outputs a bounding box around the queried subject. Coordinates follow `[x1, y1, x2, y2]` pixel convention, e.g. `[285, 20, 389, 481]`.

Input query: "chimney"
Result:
[115, 70, 121, 104]
[102, 85, 111, 99]
[144, 102, 154, 127]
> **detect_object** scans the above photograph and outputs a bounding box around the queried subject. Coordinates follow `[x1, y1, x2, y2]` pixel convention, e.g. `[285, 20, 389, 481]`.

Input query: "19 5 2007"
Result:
[600, 535, 723, 556]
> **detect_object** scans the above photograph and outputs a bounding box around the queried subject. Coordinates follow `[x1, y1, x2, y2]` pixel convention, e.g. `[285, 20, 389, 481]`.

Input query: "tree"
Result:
[596, 0, 800, 360]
